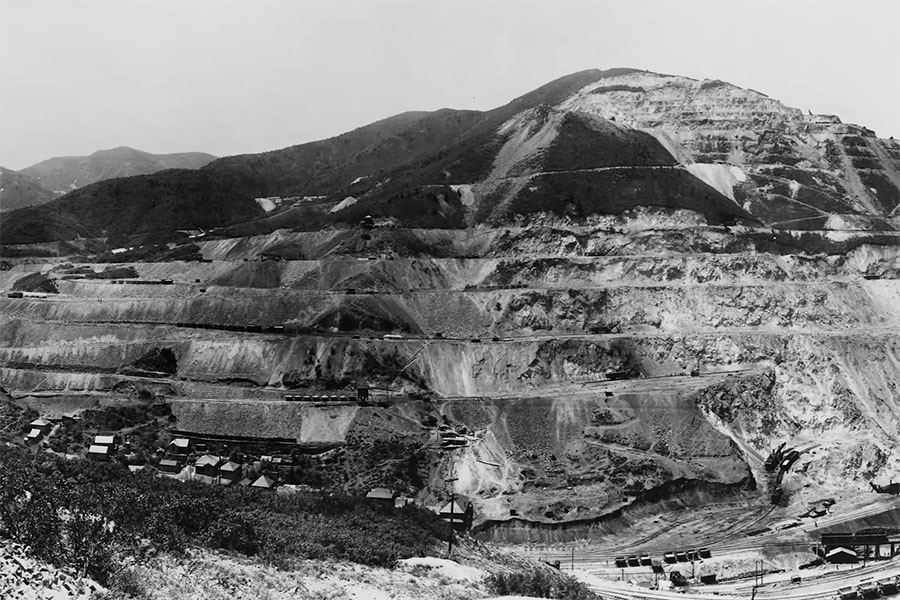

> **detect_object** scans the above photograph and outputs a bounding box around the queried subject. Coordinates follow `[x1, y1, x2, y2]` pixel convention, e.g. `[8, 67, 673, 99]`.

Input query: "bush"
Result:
[485, 569, 597, 599]
[11, 272, 58, 293]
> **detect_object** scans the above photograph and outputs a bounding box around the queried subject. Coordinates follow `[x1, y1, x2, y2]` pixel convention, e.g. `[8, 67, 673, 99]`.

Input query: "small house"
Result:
[195, 455, 223, 477]
[158, 458, 182, 474]
[827, 547, 859, 564]
[366, 487, 397, 510]
[93, 434, 117, 455]
[250, 475, 276, 489]
[24, 429, 45, 444]
[218, 461, 242, 484]
[168, 438, 191, 455]
[29, 418, 53, 435]
[87, 444, 111, 461]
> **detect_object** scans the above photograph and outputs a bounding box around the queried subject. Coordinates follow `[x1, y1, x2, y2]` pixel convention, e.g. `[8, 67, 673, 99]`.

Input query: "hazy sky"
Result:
[1, 0, 897, 170]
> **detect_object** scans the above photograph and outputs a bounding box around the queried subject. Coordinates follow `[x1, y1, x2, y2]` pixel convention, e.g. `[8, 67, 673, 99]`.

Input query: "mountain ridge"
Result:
[20, 146, 217, 194]
[2, 68, 898, 246]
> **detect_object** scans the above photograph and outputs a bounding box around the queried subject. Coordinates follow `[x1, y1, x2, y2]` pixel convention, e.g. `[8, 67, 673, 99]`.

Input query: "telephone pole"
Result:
[445, 476, 458, 556]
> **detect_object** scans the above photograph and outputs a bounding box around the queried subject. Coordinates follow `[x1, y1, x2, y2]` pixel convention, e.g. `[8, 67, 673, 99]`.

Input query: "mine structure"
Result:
[870, 481, 900, 495]
[765, 442, 808, 504]
[820, 531, 900, 562]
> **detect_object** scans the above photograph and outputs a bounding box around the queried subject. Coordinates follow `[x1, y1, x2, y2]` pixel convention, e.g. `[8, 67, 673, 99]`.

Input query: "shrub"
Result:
[485, 569, 597, 599]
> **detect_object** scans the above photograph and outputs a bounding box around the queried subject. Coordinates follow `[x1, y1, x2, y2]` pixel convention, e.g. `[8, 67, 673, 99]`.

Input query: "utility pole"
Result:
[445, 476, 458, 556]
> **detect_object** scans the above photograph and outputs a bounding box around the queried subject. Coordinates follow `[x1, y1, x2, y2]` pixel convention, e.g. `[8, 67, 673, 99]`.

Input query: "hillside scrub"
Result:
[11, 271, 58, 293]
[0, 446, 453, 584]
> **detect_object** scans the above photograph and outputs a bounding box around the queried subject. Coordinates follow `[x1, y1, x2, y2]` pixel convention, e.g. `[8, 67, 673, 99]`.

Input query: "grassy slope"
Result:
[1, 169, 266, 245]
[0, 166, 56, 212]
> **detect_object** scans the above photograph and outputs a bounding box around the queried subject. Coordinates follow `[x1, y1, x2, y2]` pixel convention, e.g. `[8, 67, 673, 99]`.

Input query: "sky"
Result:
[0, 0, 898, 170]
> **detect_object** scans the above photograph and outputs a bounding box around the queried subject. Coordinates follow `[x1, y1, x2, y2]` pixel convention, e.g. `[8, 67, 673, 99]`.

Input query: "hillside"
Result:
[2, 68, 899, 556]
[0, 169, 265, 247]
[0, 166, 56, 212]
[20, 146, 217, 193]
[3, 68, 898, 247]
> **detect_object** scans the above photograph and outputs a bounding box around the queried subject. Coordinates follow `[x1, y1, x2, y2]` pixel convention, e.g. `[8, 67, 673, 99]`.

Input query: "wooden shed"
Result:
[366, 487, 396, 510]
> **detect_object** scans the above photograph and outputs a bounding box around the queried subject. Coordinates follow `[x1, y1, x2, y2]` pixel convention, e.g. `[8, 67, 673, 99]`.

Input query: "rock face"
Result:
[559, 72, 900, 228]
[1, 69, 899, 535]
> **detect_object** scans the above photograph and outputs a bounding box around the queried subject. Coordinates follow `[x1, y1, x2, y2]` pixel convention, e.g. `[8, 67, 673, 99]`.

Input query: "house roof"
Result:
[238, 478, 253, 487]
[251, 475, 276, 488]
[94, 435, 116, 445]
[159, 458, 180, 467]
[30, 418, 51, 427]
[219, 461, 242, 472]
[439, 500, 467, 515]
[26, 429, 43, 438]
[366, 487, 396, 500]
[170, 438, 190, 448]
[826, 547, 858, 557]
[88, 444, 110, 455]
[195, 455, 222, 468]
[128, 465, 145, 473]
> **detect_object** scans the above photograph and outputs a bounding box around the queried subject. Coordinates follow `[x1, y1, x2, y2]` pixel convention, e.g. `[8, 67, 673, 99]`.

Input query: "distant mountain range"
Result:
[2, 68, 898, 245]
[0, 147, 216, 212]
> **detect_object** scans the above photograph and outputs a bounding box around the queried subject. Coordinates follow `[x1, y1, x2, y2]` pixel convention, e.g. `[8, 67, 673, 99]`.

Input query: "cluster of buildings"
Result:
[364, 487, 474, 531]
[155, 438, 265, 488]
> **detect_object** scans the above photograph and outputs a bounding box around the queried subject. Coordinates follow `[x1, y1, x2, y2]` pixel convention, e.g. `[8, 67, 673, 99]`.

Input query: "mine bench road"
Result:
[4, 276, 897, 298]
[5, 313, 900, 343]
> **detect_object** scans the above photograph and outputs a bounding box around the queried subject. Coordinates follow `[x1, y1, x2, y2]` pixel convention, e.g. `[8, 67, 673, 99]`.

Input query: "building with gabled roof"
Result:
[93, 434, 117, 447]
[826, 547, 859, 564]
[158, 458, 181, 474]
[168, 438, 191, 454]
[194, 454, 223, 477]
[88, 444, 111, 461]
[366, 487, 396, 510]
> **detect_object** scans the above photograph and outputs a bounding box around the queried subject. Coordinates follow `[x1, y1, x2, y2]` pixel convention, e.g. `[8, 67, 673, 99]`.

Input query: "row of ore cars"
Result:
[615, 548, 712, 568]
[840, 577, 900, 600]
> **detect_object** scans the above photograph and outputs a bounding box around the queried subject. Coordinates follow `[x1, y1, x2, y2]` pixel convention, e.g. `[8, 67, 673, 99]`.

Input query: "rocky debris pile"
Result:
[0, 540, 102, 599]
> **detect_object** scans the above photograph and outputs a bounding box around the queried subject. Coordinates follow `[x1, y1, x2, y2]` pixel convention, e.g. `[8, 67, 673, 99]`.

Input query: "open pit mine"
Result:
[2, 68, 900, 596]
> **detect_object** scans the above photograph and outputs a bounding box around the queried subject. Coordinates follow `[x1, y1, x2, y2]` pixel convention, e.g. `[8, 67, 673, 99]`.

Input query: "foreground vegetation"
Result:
[0, 445, 452, 584]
